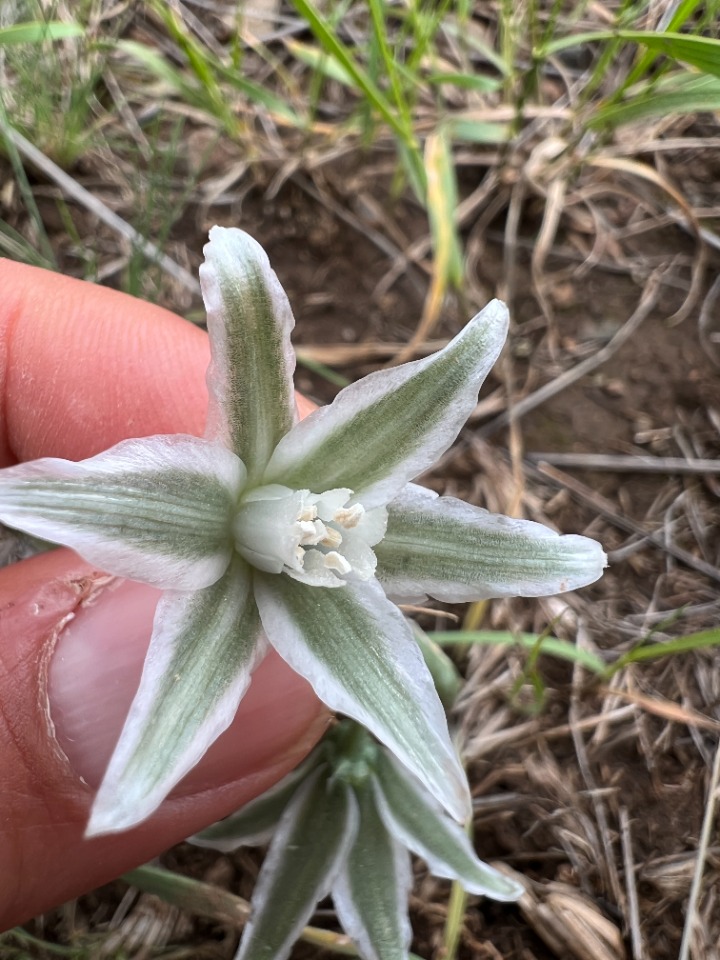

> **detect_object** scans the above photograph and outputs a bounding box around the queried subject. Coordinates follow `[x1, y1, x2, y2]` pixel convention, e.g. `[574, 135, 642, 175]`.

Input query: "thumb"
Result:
[0, 548, 328, 930]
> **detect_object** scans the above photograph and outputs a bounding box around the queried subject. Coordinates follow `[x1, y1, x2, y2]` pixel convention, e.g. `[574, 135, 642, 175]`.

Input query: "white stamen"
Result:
[334, 504, 364, 529]
[234, 484, 384, 584]
[323, 551, 352, 574]
[298, 519, 326, 545]
[320, 526, 343, 549]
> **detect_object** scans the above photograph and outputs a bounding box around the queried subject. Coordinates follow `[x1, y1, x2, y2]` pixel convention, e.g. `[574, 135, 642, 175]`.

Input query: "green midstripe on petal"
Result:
[191, 753, 326, 851]
[254, 573, 471, 823]
[0, 435, 244, 590]
[263, 300, 508, 509]
[332, 780, 412, 960]
[373, 752, 523, 902]
[237, 770, 357, 960]
[200, 227, 297, 478]
[376, 487, 607, 602]
[87, 556, 265, 836]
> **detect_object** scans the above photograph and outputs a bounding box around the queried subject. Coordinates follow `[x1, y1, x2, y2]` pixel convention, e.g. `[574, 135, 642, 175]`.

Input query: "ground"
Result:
[1, 5, 720, 958]
[8, 170, 718, 960]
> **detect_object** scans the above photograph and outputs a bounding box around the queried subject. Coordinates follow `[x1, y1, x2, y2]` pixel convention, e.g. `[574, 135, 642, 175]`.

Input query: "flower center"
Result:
[233, 484, 387, 586]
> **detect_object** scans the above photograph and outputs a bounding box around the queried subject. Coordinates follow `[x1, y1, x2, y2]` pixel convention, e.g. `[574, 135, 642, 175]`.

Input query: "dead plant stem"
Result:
[4, 125, 200, 294]
[678, 739, 720, 960]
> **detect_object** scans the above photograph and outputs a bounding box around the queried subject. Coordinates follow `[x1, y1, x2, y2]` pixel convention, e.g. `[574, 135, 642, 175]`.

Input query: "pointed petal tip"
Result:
[463, 870, 525, 902]
[378, 491, 608, 602]
[559, 535, 608, 591]
[459, 859, 525, 901]
[85, 798, 142, 838]
[469, 297, 510, 337]
[491, 874, 525, 902]
[199, 224, 297, 470]
[202, 225, 267, 265]
[200, 227, 272, 298]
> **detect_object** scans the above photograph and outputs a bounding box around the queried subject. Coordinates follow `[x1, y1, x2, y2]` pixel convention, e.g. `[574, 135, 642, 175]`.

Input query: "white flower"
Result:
[192, 721, 524, 960]
[0, 228, 606, 836]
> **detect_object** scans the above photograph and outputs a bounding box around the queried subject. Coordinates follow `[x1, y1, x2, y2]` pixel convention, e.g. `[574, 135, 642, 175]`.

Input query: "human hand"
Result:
[0, 260, 328, 930]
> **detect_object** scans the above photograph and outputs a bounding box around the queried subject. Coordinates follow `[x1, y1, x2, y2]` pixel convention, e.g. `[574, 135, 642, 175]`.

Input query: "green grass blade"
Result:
[544, 30, 720, 79]
[433, 627, 720, 680]
[286, 38, 354, 86]
[290, 0, 403, 138]
[425, 129, 464, 288]
[0, 108, 56, 267]
[290, 0, 424, 195]
[607, 629, 720, 676]
[296, 352, 351, 388]
[0, 929, 80, 957]
[367, 0, 411, 129]
[622, 0, 707, 88]
[150, 3, 239, 135]
[445, 116, 510, 144]
[215, 60, 304, 126]
[591, 73, 720, 127]
[618, 31, 720, 79]
[0, 219, 55, 267]
[112, 39, 212, 112]
[431, 630, 607, 674]
[0, 21, 83, 45]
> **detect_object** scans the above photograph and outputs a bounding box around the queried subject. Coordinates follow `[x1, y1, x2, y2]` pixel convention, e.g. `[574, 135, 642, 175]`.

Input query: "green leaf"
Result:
[200, 227, 297, 480]
[264, 300, 508, 510]
[238, 770, 355, 960]
[254, 574, 471, 822]
[87, 556, 265, 835]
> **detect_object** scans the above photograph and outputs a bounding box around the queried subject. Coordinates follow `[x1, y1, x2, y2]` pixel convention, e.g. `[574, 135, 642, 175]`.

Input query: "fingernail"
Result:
[49, 578, 327, 792]
[49, 579, 161, 786]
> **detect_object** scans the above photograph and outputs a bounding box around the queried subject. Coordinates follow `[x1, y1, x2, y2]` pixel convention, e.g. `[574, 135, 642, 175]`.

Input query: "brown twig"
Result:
[526, 460, 720, 585]
[3, 125, 201, 294]
[526, 453, 720, 475]
[678, 740, 720, 960]
[619, 808, 645, 960]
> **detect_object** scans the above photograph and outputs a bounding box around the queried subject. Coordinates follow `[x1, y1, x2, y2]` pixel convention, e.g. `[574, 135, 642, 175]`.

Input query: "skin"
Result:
[0, 260, 328, 930]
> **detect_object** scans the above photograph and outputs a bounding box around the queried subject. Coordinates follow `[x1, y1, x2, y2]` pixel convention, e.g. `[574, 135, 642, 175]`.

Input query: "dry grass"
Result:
[1, 1, 720, 958]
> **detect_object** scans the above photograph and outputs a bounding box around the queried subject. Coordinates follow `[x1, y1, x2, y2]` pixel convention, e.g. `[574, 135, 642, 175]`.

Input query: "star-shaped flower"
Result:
[0, 228, 605, 836]
[192, 720, 523, 960]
